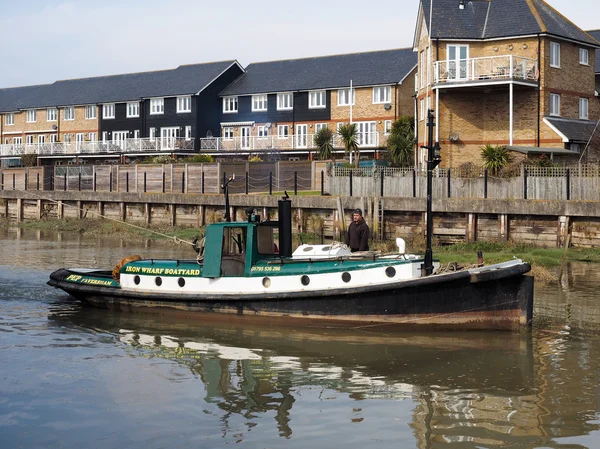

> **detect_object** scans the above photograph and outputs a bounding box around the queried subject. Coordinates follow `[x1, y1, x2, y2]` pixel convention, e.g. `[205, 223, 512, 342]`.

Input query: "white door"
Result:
[160, 127, 179, 150]
[447, 45, 469, 81]
[296, 124, 307, 148]
[240, 127, 251, 149]
[112, 131, 128, 150]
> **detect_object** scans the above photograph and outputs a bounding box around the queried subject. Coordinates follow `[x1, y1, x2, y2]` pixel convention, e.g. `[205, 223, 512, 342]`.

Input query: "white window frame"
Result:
[88, 132, 97, 142]
[13, 136, 22, 145]
[257, 125, 268, 138]
[550, 42, 561, 68]
[309, 90, 326, 109]
[64, 134, 73, 144]
[50, 134, 58, 143]
[150, 98, 164, 115]
[223, 96, 238, 113]
[315, 123, 328, 133]
[127, 102, 139, 118]
[277, 93, 293, 110]
[277, 125, 289, 139]
[384, 120, 392, 134]
[103, 104, 115, 119]
[64, 107, 74, 121]
[223, 127, 234, 140]
[26, 135, 34, 145]
[85, 105, 96, 120]
[5, 113, 14, 126]
[373, 86, 391, 104]
[579, 48, 589, 66]
[177, 96, 192, 113]
[47, 108, 57, 122]
[337, 88, 355, 106]
[420, 98, 425, 121]
[579, 97, 589, 120]
[26, 110, 36, 123]
[185, 126, 192, 140]
[102, 132, 108, 142]
[133, 130, 140, 139]
[38, 135, 45, 144]
[252, 95, 268, 112]
[149, 127, 156, 141]
[420, 51, 426, 88]
[550, 93, 561, 116]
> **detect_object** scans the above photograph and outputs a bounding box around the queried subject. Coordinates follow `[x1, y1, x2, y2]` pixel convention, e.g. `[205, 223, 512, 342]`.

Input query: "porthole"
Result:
[385, 267, 396, 278]
[303, 246, 314, 252]
[301, 275, 310, 286]
[155, 277, 162, 287]
[342, 272, 351, 283]
[321, 246, 331, 251]
[178, 277, 186, 288]
[262, 277, 271, 288]
[134, 275, 140, 285]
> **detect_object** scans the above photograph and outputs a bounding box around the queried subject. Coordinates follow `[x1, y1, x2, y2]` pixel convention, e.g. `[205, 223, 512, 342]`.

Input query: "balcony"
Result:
[0, 138, 195, 158]
[434, 55, 538, 87]
[200, 132, 387, 152]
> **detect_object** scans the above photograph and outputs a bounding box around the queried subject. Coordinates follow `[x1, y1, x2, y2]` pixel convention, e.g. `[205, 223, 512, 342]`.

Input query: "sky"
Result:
[0, 0, 597, 88]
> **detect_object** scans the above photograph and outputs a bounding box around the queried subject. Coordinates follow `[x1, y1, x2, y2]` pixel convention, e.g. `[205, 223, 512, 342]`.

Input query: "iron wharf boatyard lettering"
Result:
[124, 266, 201, 276]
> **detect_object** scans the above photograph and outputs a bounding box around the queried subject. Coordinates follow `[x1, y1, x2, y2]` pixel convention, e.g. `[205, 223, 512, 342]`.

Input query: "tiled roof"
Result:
[220, 49, 417, 96]
[587, 30, 600, 73]
[0, 61, 240, 112]
[420, 0, 599, 46]
[545, 117, 599, 143]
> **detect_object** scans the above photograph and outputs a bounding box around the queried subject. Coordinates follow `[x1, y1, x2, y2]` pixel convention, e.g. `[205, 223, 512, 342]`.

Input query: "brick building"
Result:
[414, 0, 600, 168]
[208, 49, 417, 160]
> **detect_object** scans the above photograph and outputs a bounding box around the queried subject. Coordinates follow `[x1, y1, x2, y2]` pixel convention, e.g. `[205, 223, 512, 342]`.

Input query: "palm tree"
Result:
[481, 144, 511, 175]
[314, 127, 335, 163]
[338, 123, 360, 168]
[386, 116, 415, 167]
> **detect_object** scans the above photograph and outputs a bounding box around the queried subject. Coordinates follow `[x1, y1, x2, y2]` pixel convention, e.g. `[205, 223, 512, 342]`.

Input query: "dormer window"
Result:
[252, 95, 267, 112]
[309, 91, 326, 109]
[26, 110, 36, 123]
[150, 98, 164, 115]
[373, 86, 391, 104]
[223, 96, 238, 113]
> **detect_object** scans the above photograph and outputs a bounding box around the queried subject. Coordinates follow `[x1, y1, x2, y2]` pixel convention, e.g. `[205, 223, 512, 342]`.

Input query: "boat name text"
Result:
[124, 266, 201, 276]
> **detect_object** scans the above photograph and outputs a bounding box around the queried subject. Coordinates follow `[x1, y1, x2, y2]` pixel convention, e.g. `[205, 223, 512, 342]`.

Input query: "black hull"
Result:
[48, 263, 534, 330]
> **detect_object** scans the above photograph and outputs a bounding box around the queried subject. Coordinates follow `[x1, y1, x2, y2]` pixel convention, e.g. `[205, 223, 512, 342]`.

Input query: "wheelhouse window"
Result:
[26, 110, 36, 123]
[85, 105, 96, 120]
[550, 93, 561, 116]
[223, 96, 238, 113]
[64, 107, 74, 121]
[309, 90, 326, 109]
[150, 98, 164, 115]
[47, 108, 57, 122]
[5, 113, 14, 125]
[373, 86, 391, 104]
[177, 96, 191, 113]
[277, 124, 289, 138]
[277, 93, 293, 110]
[103, 104, 115, 119]
[580, 48, 589, 65]
[579, 97, 589, 120]
[127, 102, 139, 118]
[550, 42, 561, 68]
[337, 88, 354, 106]
[223, 127, 234, 140]
[252, 95, 268, 112]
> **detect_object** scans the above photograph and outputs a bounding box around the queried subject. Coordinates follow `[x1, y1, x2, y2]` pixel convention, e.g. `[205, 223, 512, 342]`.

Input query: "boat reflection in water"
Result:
[47, 306, 548, 447]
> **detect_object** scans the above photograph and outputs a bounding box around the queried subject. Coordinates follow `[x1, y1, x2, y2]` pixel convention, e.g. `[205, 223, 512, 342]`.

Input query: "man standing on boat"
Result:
[346, 209, 370, 252]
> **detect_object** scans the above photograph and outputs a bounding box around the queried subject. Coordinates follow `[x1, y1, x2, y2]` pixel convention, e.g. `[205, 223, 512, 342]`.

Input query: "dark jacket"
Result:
[346, 218, 370, 252]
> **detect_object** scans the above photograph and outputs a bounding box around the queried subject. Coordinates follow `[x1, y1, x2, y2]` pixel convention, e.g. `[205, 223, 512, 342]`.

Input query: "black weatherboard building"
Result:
[92, 61, 244, 150]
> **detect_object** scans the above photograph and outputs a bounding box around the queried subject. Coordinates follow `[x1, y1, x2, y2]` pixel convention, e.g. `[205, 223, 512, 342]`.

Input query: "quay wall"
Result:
[2, 190, 600, 248]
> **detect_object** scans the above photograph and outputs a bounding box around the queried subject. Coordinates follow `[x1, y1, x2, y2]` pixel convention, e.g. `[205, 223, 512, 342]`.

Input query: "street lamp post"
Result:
[422, 109, 441, 276]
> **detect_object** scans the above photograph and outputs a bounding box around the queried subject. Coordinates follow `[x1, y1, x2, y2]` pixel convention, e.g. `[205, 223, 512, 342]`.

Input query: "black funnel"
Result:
[278, 195, 292, 258]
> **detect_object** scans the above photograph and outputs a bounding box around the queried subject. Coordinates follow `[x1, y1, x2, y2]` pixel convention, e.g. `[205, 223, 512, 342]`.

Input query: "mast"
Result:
[422, 109, 441, 275]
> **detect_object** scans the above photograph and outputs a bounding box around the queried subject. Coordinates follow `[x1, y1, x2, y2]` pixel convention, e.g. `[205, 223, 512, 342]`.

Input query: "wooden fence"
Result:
[328, 165, 600, 201]
[0, 161, 316, 195]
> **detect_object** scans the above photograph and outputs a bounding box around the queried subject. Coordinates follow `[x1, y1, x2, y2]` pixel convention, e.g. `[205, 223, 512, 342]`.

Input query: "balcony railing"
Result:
[200, 132, 387, 152]
[434, 55, 538, 85]
[0, 138, 195, 157]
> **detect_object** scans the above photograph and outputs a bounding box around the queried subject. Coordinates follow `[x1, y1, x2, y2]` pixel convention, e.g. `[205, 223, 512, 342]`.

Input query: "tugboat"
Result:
[48, 112, 534, 330]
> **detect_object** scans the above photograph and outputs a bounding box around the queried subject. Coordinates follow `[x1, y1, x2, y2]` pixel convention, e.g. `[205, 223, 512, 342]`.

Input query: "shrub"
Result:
[183, 154, 214, 163]
[385, 116, 415, 167]
[481, 144, 511, 175]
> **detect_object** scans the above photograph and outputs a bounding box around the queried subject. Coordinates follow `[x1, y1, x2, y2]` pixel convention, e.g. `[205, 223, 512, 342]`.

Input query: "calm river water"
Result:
[2, 228, 600, 449]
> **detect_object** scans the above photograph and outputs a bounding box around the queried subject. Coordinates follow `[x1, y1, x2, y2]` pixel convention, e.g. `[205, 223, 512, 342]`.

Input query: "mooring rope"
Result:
[18, 190, 196, 247]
